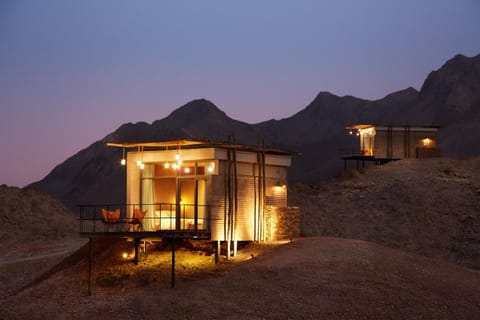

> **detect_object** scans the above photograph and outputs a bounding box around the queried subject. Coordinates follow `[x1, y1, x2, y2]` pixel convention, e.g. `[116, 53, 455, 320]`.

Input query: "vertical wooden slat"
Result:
[253, 163, 257, 242]
[261, 139, 266, 241]
[226, 136, 232, 259]
[194, 179, 198, 231]
[232, 132, 238, 256]
[223, 160, 228, 241]
[256, 150, 262, 241]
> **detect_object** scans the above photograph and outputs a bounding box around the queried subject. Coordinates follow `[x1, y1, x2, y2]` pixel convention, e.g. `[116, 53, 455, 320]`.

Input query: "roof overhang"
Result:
[106, 139, 297, 156]
[346, 124, 440, 132]
[106, 139, 206, 149]
[345, 124, 374, 130]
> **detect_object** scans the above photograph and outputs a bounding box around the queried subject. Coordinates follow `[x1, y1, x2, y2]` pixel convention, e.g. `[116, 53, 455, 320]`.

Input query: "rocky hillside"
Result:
[0, 185, 78, 251]
[290, 157, 480, 269]
[0, 185, 84, 297]
[29, 53, 480, 208]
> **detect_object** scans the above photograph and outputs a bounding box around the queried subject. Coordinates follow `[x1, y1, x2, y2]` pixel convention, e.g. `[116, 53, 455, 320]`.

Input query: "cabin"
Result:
[343, 124, 441, 168]
[79, 139, 299, 292]
[79, 139, 300, 254]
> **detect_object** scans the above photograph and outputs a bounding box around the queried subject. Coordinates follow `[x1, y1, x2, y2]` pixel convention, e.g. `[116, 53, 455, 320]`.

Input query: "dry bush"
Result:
[439, 163, 455, 175]
[341, 169, 361, 179]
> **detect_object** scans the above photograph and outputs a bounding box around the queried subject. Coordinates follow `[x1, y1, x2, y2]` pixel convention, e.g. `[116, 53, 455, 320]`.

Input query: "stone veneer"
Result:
[264, 205, 300, 241]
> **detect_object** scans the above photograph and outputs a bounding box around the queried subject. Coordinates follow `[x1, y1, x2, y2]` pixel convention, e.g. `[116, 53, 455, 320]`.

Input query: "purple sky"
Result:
[1, 0, 480, 187]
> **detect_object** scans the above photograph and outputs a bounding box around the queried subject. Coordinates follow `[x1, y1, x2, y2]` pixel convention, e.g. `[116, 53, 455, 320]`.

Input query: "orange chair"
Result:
[101, 208, 120, 224]
[128, 208, 146, 231]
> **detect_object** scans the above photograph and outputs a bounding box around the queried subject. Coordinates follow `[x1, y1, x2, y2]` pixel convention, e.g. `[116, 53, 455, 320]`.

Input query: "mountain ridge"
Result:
[29, 52, 480, 208]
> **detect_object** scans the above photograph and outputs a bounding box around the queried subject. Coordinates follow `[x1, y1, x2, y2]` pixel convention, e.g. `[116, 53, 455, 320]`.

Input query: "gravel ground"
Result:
[1, 237, 479, 320]
[1, 157, 480, 319]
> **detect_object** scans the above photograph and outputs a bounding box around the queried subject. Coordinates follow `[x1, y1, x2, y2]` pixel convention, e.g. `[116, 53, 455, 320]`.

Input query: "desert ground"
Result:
[1, 157, 479, 319]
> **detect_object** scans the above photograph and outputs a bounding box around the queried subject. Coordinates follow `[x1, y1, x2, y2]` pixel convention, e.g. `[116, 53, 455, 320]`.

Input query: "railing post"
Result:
[171, 233, 175, 288]
[88, 237, 92, 295]
[93, 207, 96, 233]
[134, 238, 140, 265]
[79, 206, 83, 233]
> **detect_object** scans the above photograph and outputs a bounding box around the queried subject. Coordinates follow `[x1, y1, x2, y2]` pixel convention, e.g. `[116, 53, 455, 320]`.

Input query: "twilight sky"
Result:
[1, 0, 480, 187]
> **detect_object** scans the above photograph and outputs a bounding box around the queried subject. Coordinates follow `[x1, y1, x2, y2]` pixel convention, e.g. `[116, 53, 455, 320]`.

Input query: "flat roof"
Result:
[346, 124, 440, 131]
[106, 139, 297, 155]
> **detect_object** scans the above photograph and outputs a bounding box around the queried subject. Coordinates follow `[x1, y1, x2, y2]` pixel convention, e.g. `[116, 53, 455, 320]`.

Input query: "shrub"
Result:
[342, 169, 360, 179]
[440, 164, 455, 175]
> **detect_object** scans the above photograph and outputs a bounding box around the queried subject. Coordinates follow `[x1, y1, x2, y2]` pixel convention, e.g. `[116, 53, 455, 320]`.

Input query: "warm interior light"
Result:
[184, 167, 191, 174]
[275, 181, 287, 189]
[359, 127, 375, 136]
[172, 163, 178, 170]
[136, 160, 142, 166]
[422, 138, 432, 147]
[122, 252, 128, 259]
[121, 147, 126, 166]
[164, 162, 170, 169]
[349, 130, 353, 135]
[139, 163, 145, 170]
[207, 162, 215, 173]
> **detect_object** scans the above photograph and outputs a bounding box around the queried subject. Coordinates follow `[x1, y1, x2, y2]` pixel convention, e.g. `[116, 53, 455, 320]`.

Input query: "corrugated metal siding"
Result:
[266, 188, 287, 207]
[375, 130, 438, 159]
[209, 173, 256, 241]
[234, 176, 255, 241]
[207, 160, 288, 241]
[209, 175, 226, 241]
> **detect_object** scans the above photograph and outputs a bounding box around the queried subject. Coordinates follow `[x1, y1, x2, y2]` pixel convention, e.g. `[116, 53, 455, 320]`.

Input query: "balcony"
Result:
[79, 203, 212, 240]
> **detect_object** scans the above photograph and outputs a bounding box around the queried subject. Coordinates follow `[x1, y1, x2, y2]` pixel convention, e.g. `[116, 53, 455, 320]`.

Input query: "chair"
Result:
[128, 208, 146, 231]
[101, 208, 120, 224]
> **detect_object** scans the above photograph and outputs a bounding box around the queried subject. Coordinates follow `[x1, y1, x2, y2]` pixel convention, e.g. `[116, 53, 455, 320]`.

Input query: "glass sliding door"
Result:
[178, 179, 195, 229]
[154, 178, 176, 230]
[178, 178, 206, 230]
[197, 179, 206, 230]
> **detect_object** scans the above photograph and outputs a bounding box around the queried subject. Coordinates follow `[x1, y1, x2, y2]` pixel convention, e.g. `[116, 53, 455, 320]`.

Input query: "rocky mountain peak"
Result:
[419, 53, 480, 114]
[165, 99, 229, 122]
[28, 52, 480, 208]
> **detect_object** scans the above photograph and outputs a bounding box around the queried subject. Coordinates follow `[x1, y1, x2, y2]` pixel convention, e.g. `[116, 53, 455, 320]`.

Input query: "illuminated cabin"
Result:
[78, 139, 299, 291]
[343, 124, 441, 167]
[80, 139, 299, 244]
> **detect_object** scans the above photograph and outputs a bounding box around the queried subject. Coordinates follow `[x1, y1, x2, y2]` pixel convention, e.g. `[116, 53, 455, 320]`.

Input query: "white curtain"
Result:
[141, 164, 156, 231]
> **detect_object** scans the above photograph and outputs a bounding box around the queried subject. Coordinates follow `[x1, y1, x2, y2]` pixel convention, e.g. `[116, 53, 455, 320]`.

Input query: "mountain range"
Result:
[30, 53, 480, 209]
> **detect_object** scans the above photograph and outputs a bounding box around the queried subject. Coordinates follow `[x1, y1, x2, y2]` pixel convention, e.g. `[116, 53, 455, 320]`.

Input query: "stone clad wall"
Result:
[264, 206, 300, 241]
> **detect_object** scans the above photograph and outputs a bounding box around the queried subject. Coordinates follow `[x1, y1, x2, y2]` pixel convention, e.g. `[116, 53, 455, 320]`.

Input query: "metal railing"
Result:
[79, 203, 211, 234]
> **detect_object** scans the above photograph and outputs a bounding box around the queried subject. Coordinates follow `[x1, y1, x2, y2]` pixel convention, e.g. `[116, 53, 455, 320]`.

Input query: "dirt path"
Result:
[0, 239, 86, 299]
[0, 242, 85, 265]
